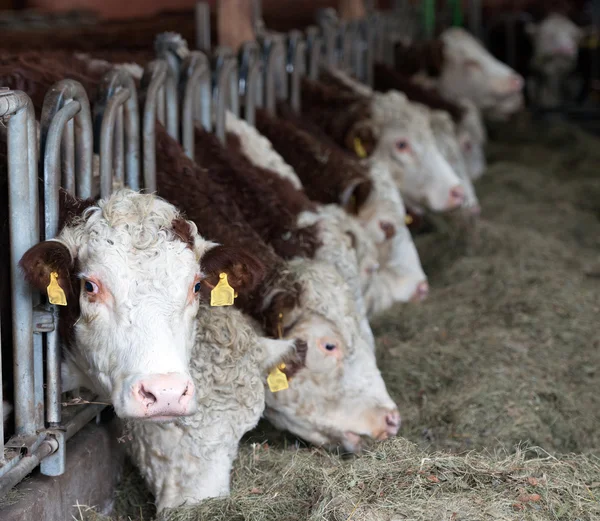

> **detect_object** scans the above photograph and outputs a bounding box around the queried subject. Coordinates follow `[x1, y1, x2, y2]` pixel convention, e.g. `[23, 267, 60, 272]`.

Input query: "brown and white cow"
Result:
[19, 189, 299, 510]
[395, 27, 525, 120]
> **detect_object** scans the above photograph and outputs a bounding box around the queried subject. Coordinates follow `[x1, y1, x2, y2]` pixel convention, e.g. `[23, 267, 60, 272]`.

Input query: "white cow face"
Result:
[527, 13, 583, 66]
[430, 109, 480, 214]
[20, 190, 261, 422]
[264, 260, 399, 452]
[438, 28, 524, 118]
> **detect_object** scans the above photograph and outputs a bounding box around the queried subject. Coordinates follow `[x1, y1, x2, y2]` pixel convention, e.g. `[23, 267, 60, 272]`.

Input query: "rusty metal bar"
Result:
[94, 69, 141, 197]
[180, 52, 212, 159]
[2, 90, 38, 438]
[140, 60, 168, 192]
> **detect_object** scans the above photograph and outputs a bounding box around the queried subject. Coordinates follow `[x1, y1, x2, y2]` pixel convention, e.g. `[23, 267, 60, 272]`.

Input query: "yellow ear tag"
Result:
[47, 272, 67, 306]
[267, 363, 289, 393]
[405, 214, 414, 225]
[210, 273, 237, 307]
[353, 137, 367, 159]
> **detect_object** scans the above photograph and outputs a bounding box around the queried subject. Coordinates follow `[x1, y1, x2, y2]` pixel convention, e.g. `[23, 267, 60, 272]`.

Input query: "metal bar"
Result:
[2, 91, 37, 437]
[140, 60, 168, 192]
[239, 42, 263, 125]
[0, 322, 4, 464]
[61, 119, 76, 194]
[65, 404, 106, 441]
[262, 36, 287, 114]
[157, 85, 166, 126]
[305, 26, 323, 80]
[195, 2, 211, 52]
[469, 0, 482, 41]
[0, 439, 58, 497]
[287, 31, 306, 113]
[99, 89, 130, 199]
[113, 105, 125, 189]
[180, 51, 212, 160]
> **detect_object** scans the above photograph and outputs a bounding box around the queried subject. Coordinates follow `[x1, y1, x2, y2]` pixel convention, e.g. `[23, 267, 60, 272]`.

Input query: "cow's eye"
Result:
[325, 343, 337, 351]
[84, 280, 99, 294]
[395, 140, 409, 151]
[194, 282, 202, 294]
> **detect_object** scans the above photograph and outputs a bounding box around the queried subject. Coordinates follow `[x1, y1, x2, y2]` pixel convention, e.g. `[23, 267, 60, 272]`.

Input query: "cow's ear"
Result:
[345, 124, 377, 159]
[19, 241, 75, 299]
[200, 245, 266, 296]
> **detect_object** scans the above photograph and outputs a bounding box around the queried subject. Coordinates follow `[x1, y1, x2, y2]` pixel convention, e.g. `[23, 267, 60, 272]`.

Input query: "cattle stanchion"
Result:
[195, 1, 211, 52]
[94, 69, 141, 197]
[317, 9, 338, 69]
[37, 79, 94, 476]
[261, 34, 287, 116]
[140, 60, 168, 192]
[287, 30, 306, 114]
[0, 89, 46, 487]
[215, 47, 240, 119]
[155, 32, 185, 141]
[305, 26, 324, 81]
[180, 51, 212, 160]
[239, 41, 263, 126]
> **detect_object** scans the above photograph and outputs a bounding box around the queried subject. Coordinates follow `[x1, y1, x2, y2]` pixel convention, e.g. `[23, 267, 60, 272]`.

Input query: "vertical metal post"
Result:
[0, 322, 4, 464]
[305, 26, 323, 80]
[195, 1, 211, 52]
[140, 60, 168, 192]
[95, 70, 141, 198]
[238, 42, 262, 126]
[287, 31, 306, 113]
[2, 91, 37, 437]
[423, 0, 436, 39]
[37, 80, 93, 476]
[112, 106, 125, 189]
[469, 0, 482, 42]
[180, 52, 212, 160]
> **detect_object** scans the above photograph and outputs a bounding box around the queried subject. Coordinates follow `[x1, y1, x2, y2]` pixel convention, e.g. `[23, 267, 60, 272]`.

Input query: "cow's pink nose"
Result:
[448, 185, 465, 209]
[132, 374, 195, 419]
[384, 409, 401, 436]
[411, 281, 429, 302]
[509, 74, 524, 92]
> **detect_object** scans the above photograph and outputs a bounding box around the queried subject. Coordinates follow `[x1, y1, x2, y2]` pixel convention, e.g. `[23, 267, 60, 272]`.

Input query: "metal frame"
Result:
[239, 41, 263, 126]
[261, 34, 288, 115]
[305, 26, 324, 81]
[93, 69, 141, 198]
[195, 1, 211, 52]
[140, 60, 168, 192]
[287, 31, 306, 113]
[180, 51, 212, 160]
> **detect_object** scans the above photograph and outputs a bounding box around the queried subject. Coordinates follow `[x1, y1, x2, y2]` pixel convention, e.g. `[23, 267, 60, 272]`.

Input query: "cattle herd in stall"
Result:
[0, 1, 593, 513]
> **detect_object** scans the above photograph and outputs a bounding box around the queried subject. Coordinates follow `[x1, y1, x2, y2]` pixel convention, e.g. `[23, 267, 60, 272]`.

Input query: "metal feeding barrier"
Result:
[0, 64, 145, 494]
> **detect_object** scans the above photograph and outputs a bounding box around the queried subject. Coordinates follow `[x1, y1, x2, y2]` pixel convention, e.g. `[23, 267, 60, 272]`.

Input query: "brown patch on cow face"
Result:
[282, 339, 308, 379]
[200, 245, 266, 300]
[59, 189, 97, 229]
[171, 218, 195, 250]
[379, 221, 396, 240]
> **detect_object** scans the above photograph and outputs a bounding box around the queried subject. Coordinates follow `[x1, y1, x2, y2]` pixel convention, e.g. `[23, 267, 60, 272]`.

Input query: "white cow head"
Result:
[527, 13, 583, 67]
[429, 109, 480, 214]
[438, 27, 524, 119]
[264, 259, 400, 452]
[20, 190, 263, 422]
[359, 161, 428, 311]
[456, 98, 487, 181]
[351, 91, 464, 213]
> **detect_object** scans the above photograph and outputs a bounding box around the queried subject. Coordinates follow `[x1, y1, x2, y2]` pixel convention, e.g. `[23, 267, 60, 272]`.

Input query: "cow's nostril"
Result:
[139, 385, 157, 405]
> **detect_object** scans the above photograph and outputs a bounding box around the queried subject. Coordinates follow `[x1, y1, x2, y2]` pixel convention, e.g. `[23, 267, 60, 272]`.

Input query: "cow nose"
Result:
[384, 409, 401, 436]
[447, 185, 465, 209]
[379, 220, 396, 240]
[509, 74, 524, 92]
[132, 373, 195, 419]
[411, 281, 429, 302]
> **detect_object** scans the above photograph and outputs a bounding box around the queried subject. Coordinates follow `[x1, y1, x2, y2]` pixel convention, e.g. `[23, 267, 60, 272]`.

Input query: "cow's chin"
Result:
[139, 415, 184, 424]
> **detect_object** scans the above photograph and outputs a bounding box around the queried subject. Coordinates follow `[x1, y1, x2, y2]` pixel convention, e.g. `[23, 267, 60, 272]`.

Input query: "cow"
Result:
[394, 27, 525, 120]
[300, 77, 465, 214]
[19, 189, 300, 510]
[372, 61, 487, 181]
[526, 13, 584, 108]
[249, 106, 429, 310]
